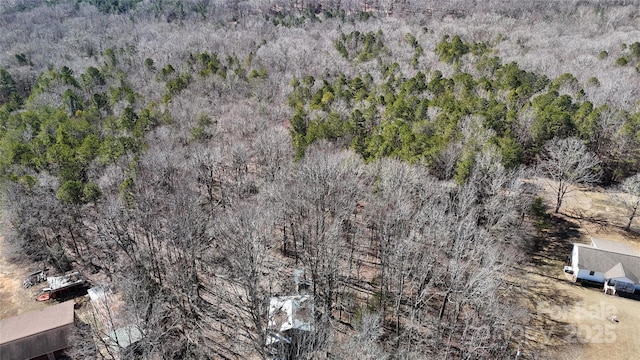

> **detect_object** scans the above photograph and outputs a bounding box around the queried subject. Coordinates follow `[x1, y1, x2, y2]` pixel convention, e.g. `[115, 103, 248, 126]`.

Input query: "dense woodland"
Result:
[1, 0, 640, 359]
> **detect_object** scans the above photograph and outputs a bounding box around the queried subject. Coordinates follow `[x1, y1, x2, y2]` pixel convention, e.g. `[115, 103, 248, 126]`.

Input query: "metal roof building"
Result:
[106, 324, 143, 352]
[268, 295, 314, 333]
[0, 301, 75, 360]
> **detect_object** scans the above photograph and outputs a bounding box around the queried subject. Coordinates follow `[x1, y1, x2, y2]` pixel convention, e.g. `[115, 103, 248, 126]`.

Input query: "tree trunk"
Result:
[625, 202, 638, 231]
[439, 289, 450, 322]
[555, 182, 563, 213]
[282, 224, 287, 254]
[290, 220, 299, 265]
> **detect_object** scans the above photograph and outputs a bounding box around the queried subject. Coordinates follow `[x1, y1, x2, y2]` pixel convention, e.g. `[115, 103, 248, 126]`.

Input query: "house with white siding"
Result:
[565, 238, 640, 297]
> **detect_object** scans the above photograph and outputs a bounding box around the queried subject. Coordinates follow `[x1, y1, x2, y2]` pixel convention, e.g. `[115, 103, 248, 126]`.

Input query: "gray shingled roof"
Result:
[576, 244, 640, 283]
[591, 237, 638, 255]
[604, 262, 639, 283]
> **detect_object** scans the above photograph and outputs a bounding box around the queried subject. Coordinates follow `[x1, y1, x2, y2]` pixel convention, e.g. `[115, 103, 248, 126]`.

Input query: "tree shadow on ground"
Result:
[563, 208, 610, 231]
[529, 213, 581, 269]
[515, 213, 593, 357]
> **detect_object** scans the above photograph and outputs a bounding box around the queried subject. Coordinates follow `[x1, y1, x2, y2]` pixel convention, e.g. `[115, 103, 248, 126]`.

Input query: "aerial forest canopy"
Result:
[0, 0, 639, 359]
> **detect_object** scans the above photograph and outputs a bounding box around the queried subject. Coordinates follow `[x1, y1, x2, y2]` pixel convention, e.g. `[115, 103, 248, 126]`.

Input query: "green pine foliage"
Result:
[81, 0, 143, 14]
[288, 33, 639, 176]
[333, 30, 387, 63]
[0, 68, 21, 111]
[0, 47, 169, 204]
[435, 35, 470, 63]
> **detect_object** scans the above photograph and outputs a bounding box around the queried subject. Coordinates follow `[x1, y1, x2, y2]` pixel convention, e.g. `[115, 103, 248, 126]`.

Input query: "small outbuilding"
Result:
[87, 286, 143, 358]
[266, 295, 315, 359]
[105, 324, 144, 356]
[0, 301, 75, 360]
[268, 295, 313, 334]
[267, 295, 313, 345]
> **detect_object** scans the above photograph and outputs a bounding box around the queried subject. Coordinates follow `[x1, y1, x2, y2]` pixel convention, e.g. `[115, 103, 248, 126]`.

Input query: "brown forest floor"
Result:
[519, 179, 640, 360]
[3, 180, 640, 360]
[0, 225, 48, 319]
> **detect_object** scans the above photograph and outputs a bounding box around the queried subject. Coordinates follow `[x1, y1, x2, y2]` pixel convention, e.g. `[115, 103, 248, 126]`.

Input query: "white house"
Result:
[268, 295, 313, 333]
[267, 295, 313, 345]
[566, 238, 640, 296]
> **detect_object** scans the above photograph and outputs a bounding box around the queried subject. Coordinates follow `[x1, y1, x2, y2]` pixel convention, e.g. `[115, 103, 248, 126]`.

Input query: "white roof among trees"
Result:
[268, 295, 313, 333]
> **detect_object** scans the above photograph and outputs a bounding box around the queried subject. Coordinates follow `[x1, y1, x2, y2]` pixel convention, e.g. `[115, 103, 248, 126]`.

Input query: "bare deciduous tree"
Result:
[209, 205, 280, 359]
[619, 173, 640, 231]
[538, 137, 601, 213]
[333, 311, 389, 359]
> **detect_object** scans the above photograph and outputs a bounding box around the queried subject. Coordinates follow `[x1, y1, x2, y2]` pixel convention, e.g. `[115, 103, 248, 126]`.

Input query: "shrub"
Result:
[631, 42, 640, 59]
[529, 196, 551, 231]
[586, 77, 600, 87]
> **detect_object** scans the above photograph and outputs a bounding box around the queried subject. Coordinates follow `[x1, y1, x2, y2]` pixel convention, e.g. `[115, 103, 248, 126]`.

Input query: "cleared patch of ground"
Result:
[520, 179, 640, 360]
[0, 233, 48, 319]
